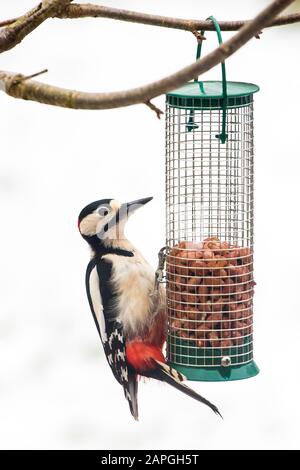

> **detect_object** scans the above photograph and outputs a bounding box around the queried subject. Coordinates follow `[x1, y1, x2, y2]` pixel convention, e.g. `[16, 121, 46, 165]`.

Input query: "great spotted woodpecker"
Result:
[78, 197, 221, 420]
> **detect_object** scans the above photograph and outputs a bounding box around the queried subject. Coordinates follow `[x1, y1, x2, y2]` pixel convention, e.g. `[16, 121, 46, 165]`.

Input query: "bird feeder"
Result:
[164, 17, 259, 381]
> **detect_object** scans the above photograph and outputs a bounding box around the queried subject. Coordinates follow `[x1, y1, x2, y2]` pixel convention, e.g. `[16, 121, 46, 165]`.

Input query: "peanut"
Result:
[198, 285, 209, 297]
[222, 330, 231, 339]
[202, 249, 214, 260]
[207, 331, 220, 347]
[185, 307, 200, 320]
[220, 339, 233, 348]
[231, 330, 244, 345]
[222, 277, 235, 294]
[214, 257, 228, 268]
[186, 277, 201, 292]
[206, 312, 223, 326]
[211, 300, 224, 312]
[197, 301, 212, 313]
[189, 260, 207, 276]
[182, 292, 198, 304]
[170, 320, 181, 330]
[203, 277, 224, 286]
[210, 289, 222, 300]
[196, 323, 210, 339]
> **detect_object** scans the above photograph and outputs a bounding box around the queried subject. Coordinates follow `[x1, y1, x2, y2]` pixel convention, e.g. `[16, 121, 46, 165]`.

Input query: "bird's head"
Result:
[78, 197, 153, 251]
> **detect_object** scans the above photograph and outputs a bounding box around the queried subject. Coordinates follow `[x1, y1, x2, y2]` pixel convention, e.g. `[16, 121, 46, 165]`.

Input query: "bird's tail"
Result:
[149, 360, 222, 418]
[123, 371, 139, 421]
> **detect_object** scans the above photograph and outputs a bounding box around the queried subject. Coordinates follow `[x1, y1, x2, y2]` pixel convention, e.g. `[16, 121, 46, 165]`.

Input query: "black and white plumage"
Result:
[78, 197, 221, 421]
[85, 253, 138, 418]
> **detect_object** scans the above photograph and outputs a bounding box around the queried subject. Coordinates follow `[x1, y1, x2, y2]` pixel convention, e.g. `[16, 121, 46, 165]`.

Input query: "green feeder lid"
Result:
[166, 80, 259, 110]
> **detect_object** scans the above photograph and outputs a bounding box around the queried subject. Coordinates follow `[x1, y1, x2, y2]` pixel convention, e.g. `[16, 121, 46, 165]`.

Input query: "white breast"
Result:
[104, 251, 158, 336]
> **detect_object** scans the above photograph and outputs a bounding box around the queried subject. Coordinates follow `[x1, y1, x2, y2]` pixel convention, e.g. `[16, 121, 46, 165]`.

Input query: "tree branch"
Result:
[57, 2, 300, 31]
[0, 0, 295, 111]
[0, 1, 73, 54]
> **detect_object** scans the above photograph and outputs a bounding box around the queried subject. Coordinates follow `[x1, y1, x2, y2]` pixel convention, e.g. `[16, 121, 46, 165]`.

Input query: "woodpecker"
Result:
[78, 197, 221, 420]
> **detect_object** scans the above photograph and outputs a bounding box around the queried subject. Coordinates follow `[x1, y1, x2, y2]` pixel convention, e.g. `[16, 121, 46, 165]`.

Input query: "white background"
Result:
[0, 0, 300, 450]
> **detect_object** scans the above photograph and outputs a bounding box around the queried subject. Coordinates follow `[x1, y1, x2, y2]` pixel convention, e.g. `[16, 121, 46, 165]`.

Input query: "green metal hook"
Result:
[187, 16, 228, 144]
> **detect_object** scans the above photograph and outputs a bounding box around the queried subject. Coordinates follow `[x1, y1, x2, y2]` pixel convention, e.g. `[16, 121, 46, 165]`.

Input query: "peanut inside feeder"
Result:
[167, 238, 254, 352]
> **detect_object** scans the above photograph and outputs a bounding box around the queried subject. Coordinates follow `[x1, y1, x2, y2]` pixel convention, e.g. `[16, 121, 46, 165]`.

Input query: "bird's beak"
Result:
[121, 197, 153, 217]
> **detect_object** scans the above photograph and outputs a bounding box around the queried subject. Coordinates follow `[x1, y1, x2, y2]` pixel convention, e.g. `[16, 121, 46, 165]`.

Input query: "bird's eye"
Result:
[97, 206, 109, 217]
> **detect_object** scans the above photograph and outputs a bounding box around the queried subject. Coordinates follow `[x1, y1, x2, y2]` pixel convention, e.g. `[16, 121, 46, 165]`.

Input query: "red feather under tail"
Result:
[126, 341, 165, 373]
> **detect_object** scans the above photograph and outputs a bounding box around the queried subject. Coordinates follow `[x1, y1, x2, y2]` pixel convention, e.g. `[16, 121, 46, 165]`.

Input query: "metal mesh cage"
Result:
[165, 91, 259, 381]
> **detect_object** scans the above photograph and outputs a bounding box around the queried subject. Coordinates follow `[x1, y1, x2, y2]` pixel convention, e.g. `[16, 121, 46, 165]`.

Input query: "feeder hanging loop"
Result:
[188, 15, 228, 144]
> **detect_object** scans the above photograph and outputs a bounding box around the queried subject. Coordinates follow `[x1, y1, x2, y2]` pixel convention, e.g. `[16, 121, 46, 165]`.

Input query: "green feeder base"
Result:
[170, 361, 259, 382]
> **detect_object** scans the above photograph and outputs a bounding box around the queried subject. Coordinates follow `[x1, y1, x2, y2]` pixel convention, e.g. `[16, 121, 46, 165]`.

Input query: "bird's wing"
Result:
[104, 320, 139, 420]
[85, 257, 139, 420]
[85, 258, 107, 341]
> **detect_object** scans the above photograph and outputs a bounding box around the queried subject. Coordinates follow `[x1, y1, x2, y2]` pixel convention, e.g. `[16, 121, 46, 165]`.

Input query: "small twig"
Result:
[192, 30, 206, 43]
[13, 68, 48, 85]
[145, 100, 164, 119]
[255, 30, 263, 39]
[0, 17, 18, 28]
